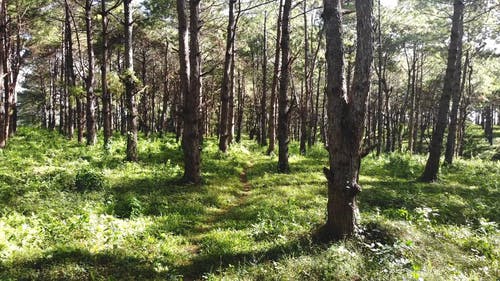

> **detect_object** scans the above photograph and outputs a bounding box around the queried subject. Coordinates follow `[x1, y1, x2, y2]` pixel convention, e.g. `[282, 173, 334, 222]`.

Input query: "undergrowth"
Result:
[0, 126, 498, 280]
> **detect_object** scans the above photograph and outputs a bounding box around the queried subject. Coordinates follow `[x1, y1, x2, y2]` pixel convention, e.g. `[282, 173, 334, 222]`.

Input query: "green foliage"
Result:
[75, 168, 107, 192]
[112, 193, 144, 218]
[0, 127, 498, 280]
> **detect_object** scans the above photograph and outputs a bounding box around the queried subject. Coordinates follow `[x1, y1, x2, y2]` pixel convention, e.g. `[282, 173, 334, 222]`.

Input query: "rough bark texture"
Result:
[180, 0, 202, 184]
[445, 50, 468, 164]
[64, 1, 75, 140]
[277, 0, 291, 173]
[85, 0, 97, 146]
[101, 0, 112, 148]
[319, 0, 373, 241]
[266, 0, 283, 155]
[421, 0, 464, 182]
[219, 0, 236, 152]
[124, 0, 138, 161]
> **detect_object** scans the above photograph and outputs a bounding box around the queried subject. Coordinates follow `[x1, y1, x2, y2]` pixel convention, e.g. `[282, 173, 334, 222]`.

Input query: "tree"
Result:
[100, 0, 121, 149]
[177, 0, 202, 184]
[421, 0, 464, 182]
[219, 0, 237, 152]
[277, 0, 291, 173]
[259, 11, 268, 147]
[266, 0, 283, 155]
[124, 0, 138, 161]
[318, 0, 373, 240]
[85, 0, 97, 146]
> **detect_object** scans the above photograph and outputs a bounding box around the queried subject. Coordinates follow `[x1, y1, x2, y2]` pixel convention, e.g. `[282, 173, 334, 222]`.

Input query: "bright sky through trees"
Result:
[381, 0, 398, 8]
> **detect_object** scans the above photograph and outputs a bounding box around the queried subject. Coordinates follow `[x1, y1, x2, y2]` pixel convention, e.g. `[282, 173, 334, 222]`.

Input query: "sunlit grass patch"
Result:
[0, 127, 499, 280]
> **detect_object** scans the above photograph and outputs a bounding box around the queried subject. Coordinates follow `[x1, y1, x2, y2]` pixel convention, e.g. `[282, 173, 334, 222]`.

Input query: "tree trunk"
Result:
[299, 0, 310, 155]
[124, 0, 138, 161]
[218, 0, 236, 152]
[267, 0, 282, 155]
[64, 0, 76, 141]
[485, 104, 493, 145]
[236, 71, 244, 143]
[445, 49, 468, 164]
[0, 0, 6, 148]
[318, 0, 373, 241]
[85, 0, 97, 146]
[421, 0, 464, 182]
[311, 63, 322, 146]
[160, 42, 169, 134]
[178, 0, 202, 184]
[376, 0, 383, 156]
[260, 12, 268, 146]
[101, 0, 113, 148]
[278, 0, 292, 173]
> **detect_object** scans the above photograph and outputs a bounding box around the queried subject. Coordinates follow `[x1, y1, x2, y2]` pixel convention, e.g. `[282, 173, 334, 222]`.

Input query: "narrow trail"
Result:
[182, 162, 254, 280]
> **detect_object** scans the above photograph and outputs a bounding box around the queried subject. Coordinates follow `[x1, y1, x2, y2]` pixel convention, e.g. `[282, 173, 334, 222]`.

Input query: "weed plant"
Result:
[0, 126, 498, 280]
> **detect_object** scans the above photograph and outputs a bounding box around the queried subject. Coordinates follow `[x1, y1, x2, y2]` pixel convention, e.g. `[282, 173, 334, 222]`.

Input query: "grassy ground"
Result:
[0, 126, 498, 280]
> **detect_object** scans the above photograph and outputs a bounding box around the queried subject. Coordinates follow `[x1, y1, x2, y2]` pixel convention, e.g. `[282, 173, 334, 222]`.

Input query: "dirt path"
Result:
[183, 163, 253, 280]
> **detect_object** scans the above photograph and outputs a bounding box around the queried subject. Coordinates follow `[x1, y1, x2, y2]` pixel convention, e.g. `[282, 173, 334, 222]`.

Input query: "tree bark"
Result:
[179, 0, 202, 184]
[101, 0, 114, 148]
[219, 0, 237, 152]
[260, 12, 268, 146]
[318, 0, 373, 241]
[421, 0, 464, 182]
[266, 0, 282, 155]
[485, 104, 493, 145]
[278, 0, 292, 173]
[85, 0, 97, 146]
[299, 0, 310, 155]
[376, 0, 383, 156]
[124, 0, 138, 161]
[445, 49, 468, 164]
[0, 0, 6, 148]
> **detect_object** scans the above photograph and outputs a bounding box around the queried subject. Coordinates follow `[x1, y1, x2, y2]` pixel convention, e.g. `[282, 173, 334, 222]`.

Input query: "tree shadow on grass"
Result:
[359, 178, 499, 225]
[0, 247, 172, 281]
[177, 234, 315, 280]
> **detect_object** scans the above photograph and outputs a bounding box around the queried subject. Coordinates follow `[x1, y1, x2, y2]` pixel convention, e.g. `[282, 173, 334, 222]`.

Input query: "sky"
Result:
[381, 0, 399, 8]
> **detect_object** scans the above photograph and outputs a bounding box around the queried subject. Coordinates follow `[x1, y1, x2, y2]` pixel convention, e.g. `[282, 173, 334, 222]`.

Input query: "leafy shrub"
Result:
[113, 193, 144, 218]
[383, 154, 421, 178]
[74, 168, 106, 192]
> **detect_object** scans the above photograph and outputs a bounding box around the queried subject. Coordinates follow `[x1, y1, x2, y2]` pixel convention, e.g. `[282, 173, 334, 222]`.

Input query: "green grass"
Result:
[0, 126, 499, 280]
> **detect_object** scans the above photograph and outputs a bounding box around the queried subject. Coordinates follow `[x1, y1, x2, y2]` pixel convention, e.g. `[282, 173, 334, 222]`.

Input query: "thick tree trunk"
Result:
[421, 0, 464, 182]
[85, 0, 97, 146]
[124, 0, 138, 161]
[319, 0, 373, 241]
[278, 0, 292, 173]
[178, 0, 202, 184]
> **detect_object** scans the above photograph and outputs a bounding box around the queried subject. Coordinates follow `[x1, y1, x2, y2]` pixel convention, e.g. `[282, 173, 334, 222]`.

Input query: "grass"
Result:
[0, 125, 498, 280]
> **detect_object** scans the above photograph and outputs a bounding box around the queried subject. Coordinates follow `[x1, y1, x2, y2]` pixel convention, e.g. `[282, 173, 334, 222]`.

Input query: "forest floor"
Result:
[0, 125, 499, 280]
